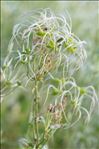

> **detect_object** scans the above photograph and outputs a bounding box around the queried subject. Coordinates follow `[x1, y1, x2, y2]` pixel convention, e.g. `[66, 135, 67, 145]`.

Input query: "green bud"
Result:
[67, 46, 77, 53]
[36, 30, 46, 37]
[25, 48, 31, 54]
[79, 87, 86, 95]
[52, 88, 61, 96]
[64, 37, 77, 53]
[51, 78, 61, 87]
[17, 81, 21, 86]
[47, 40, 55, 49]
[20, 60, 27, 64]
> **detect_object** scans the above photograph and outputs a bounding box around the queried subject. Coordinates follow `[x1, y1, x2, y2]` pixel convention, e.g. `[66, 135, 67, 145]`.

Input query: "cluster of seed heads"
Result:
[1, 8, 98, 149]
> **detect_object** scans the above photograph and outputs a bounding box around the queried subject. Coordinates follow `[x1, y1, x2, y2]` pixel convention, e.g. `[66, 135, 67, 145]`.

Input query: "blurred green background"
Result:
[1, 1, 99, 149]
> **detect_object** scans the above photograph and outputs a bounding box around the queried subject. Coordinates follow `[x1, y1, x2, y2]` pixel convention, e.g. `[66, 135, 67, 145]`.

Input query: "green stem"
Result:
[37, 113, 52, 148]
[33, 79, 39, 148]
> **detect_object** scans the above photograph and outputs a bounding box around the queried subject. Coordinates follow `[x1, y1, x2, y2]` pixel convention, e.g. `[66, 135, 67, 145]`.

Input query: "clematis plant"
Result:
[1, 9, 98, 149]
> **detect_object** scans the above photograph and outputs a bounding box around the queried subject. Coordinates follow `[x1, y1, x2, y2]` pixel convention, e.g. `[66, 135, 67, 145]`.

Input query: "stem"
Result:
[37, 113, 52, 148]
[38, 128, 52, 149]
[33, 79, 39, 148]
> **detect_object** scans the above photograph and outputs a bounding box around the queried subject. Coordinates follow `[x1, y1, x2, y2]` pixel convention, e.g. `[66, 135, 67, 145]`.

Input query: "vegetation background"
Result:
[1, 1, 99, 149]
